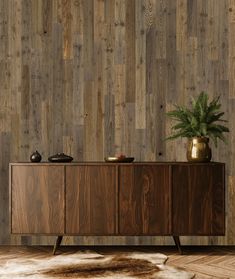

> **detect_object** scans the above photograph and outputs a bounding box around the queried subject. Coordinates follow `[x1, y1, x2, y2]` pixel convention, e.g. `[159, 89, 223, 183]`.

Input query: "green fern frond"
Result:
[166, 92, 229, 146]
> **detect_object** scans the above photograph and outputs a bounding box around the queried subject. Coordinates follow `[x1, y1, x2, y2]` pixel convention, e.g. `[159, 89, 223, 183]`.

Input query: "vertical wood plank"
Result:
[114, 64, 126, 154]
[176, 0, 187, 51]
[206, 0, 219, 60]
[114, 0, 125, 65]
[156, 0, 166, 59]
[229, 1, 235, 98]
[187, 0, 197, 37]
[166, 0, 177, 104]
[52, 23, 63, 153]
[62, 0, 72, 59]
[135, 0, 146, 129]
[196, 0, 208, 93]
[104, 94, 115, 157]
[125, 0, 136, 102]
[219, 0, 228, 81]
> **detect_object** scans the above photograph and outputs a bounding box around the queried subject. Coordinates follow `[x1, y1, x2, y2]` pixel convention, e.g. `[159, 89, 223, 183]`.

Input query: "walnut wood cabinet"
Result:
[10, 165, 64, 234]
[119, 165, 171, 235]
[9, 162, 225, 254]
[66, 165, 116, 235]
[172, 164, 225, 235]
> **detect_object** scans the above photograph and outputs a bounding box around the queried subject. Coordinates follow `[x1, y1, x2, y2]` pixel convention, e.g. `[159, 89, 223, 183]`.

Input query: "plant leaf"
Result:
[166, 92, 229, 142]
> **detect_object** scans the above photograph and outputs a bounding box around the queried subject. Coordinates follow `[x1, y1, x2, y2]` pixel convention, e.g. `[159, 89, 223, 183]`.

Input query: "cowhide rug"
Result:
[0, 250, 195, 279]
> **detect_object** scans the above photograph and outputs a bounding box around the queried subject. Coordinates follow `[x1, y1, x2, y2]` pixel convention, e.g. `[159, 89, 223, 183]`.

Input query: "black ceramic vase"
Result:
[30, 151, 42, 162]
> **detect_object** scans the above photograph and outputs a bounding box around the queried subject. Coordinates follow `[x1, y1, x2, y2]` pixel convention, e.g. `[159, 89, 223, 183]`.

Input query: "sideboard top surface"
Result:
[10, 161, 225, 166]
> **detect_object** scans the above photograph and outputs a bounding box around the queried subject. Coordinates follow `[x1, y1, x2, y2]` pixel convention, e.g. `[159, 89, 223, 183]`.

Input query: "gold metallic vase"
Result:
[186, 137, 212, 162]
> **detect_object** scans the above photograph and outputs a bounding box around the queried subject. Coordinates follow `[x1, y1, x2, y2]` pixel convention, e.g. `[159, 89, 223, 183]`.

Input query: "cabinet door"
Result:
[66, 166, 116, 235]
[11, 166, 64, 234]
[119, 165, 171, 235]
[172, 164, 225, 235]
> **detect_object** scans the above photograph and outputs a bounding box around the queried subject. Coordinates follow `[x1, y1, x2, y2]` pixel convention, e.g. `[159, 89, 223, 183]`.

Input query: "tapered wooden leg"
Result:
[53, 236, 63, 255]
[173, 236, 182, 254]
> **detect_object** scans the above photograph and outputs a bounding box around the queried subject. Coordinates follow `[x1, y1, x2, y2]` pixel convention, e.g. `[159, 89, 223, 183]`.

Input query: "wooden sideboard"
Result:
[9, 162, 225, 254]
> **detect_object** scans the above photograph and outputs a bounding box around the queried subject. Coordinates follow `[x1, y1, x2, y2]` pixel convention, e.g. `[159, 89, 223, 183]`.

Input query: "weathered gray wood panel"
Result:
[0, 0, 233, 245]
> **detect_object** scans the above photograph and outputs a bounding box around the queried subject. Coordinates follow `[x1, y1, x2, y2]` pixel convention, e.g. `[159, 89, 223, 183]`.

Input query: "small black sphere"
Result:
[30, 151, 42, 162]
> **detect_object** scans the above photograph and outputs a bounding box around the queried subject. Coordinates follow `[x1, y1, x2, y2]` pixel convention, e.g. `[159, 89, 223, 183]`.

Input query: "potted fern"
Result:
[166, 92, 229, 162]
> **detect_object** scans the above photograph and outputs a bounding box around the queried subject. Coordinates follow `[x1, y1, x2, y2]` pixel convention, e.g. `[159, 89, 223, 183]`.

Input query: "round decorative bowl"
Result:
[104, 157, 134, 163]
[48, 153, 73, 163]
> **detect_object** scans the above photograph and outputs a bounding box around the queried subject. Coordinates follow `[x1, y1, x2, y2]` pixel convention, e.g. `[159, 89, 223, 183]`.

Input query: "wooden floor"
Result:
[0, 246, 235, 278]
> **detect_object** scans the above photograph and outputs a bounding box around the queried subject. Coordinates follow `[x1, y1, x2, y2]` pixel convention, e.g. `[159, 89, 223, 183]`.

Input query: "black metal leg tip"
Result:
[52, 236, 63, 255]
[173, 236, 183, 255]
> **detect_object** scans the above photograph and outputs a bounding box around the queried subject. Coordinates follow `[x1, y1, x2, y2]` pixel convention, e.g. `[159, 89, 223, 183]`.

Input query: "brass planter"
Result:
[186, 137, 212, 162]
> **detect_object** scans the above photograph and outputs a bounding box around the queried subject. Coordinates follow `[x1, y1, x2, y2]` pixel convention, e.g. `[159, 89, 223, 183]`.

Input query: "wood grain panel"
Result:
[66, 166, 116, 235]
[11, 166, 64, 234]
[119, 165, 171, 235]
[172, 164, 225, 235]
[0, 0, 232, 245]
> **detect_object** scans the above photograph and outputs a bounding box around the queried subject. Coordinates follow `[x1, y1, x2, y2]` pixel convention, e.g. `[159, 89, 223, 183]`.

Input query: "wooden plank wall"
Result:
[0, 0, 234, 245]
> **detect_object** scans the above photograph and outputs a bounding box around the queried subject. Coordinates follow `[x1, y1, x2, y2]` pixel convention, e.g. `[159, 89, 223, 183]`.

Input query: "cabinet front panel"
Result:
[66, 166, 116, 234]
[11, 166, 64, 234]
[172, 165, 225, 235]
[119, 165, 171, 235]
